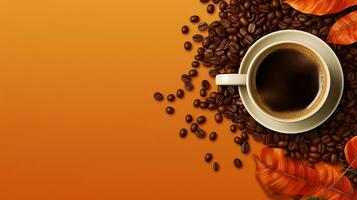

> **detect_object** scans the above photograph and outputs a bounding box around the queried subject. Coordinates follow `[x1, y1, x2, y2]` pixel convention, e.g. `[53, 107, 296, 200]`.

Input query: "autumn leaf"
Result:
[253, 148, 319, 196]
[327, 11, 357, 45]
[311, 163, 354, 200]
[283, 0, 357, 16]
[253, 148, 354, 199]
[345, 136, 357, 168]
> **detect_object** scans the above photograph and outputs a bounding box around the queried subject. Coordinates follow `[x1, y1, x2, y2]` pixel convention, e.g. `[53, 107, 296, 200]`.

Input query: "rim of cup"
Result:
[244, 40, 331, 123]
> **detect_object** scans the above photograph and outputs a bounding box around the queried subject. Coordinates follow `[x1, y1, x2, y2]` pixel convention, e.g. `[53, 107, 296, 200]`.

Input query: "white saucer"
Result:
[238, 30, 344, 134]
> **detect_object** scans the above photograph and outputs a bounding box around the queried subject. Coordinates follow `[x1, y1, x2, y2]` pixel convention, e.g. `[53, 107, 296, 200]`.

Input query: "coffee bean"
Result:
[189, 69, 198, 77]
[200, 89, 207, 97]
[196, 128, 206, 138]
[200, 0, 209, 3]
[184, 82, 194, 91]
[193, 99, 201, 107]
[176, 89, 184, 98]
[241, 141, 250, 154]
[184, 41, 192, 50]
[209, 132, 217, 141]
[167, 94, 175, 102]
[181, 74, 191, 83]
[215, 113, 223, 123]
[185, 114, 193, 123]
[154, 92, 163, 101]
[179, 128, 187, 138]
[197, 115, 206, 124]
[198, 22, 208, 31]
[212, 0, 221, 3]
[234, 136, 243, 145]
[233, 158, 243, 168]
[200, 101, 209, 108]
[219, 1, 227, 10]
[165, 106, 174, 114]
[213, 162, 219, 171]
[230, 124, 237, 133]
[190, 15, 200, 23]
[193, 34, 203, 42]
[248, 22, 256, 34]
[191, 123, 198, 132]
[192, 61, 200, 68]
[181, 25, 189, 34]
[202, 80, 210, 90]
[241, 132, 248, 140]
[207, 4, 215, 14]
[318, 143, 326, 154]
[205, 153, 213, 162]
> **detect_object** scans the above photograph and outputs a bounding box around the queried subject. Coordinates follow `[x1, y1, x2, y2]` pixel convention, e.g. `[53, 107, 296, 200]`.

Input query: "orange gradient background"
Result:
[0, 0, 277, 199]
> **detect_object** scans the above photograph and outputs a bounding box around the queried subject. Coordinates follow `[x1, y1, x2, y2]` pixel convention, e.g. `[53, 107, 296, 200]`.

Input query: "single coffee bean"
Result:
[209, 132, 217, 141]
[212, 0, 221, 3]
[193, 34, 203, 42]
[241, 141, 250, 154]
[190, 15, 200, 23]
[200, 101, 209, 108]
[200, 0, 209, 3]
[191, 123, 198, 132]
[215, 113, 223, 123]
[154, 92, 164, 101]
[185, 114, 193, 123]
[181, 74, 191, 83]
[202, 80, 210, 90]
[167, 94, 175, 102]
[197, 115, 206, 124]
[176, 89, 184, 98]
[179, 128, 187, 138]
[230, 124, 237, 133]
[241, 132, 248, 140]
[196, 128, 206, 138]
[165, 106, 174, 114]
[181, 25, 189, 34]
[198, 22, 208, 31]
[205, 153, 213, 162]
[184, 41, 192, 50]
[192, 61, 200, 68]
[184, 82, 194, 91]
[233, 158, 243, 168]
[200, 88, 207, 97]
[189, 69, 198, 77]
[207, 4, 215, 14]
[193, 99, 201, 107]
[213, 162, 219, 171]
[234, 136, 243, 145]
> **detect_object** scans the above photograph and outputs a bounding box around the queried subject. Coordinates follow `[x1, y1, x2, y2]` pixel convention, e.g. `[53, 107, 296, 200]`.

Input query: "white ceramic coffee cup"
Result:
[216, 41, 330, 123]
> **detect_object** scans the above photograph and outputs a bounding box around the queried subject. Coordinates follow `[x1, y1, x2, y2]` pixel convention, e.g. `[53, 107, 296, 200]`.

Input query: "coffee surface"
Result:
[255, 47, 321, 115]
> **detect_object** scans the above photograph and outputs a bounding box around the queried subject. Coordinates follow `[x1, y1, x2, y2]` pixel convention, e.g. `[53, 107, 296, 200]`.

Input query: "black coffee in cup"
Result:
[252, 43, 327, 120]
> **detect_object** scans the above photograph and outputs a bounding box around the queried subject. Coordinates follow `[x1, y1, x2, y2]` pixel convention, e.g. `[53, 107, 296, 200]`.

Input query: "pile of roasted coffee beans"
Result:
[153, 0, 357, 185]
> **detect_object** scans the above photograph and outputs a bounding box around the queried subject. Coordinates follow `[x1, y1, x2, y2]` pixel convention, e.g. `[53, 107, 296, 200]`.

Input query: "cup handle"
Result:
[215, 74, 247, 86]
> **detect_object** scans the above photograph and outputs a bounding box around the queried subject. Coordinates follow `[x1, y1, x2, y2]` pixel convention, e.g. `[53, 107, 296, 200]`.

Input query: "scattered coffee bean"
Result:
[179, 128, 187, 138]
[184, 41, 192, 50]
[234, 136, 243, 145]
[191, 123, 199, 132]
[233, 158, 243, 168]
[207, 4, 215, 14]
[165, 106, 174, 114]
[198, 22, 208, 31]
[193, 34, 203, 42]
[196, 128, 206, 138]
[154, 92, 163, 101]
[176, 89, 184, 98]
[241, 141, 250, 154]
[184, 82, 194, 91]
[190, 15, 200, 23]
[193, 99, 201, 107]
[200, 88, 207, 97]
[181, 25, 189, 34]
[192, 61, 200, 68]
[185, 114, 193, 123]
[200, 0, 209, 3]
[202, 80, 210, 90]
[230, 124, 237, 133]
[213, 162, 219, 171]
[197, 115, 206, 124]
[189, 69, 198, 77]
[215, 113, 223, 123]
[209, 132, 217, 141]
[167, 94, 175, 102]
[205, 153, 213, 162]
